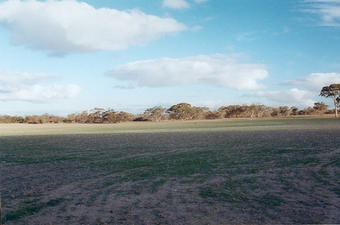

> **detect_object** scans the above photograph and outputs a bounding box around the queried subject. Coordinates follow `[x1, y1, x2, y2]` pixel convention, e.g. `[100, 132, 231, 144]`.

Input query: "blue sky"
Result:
[1, 0, 340, 115]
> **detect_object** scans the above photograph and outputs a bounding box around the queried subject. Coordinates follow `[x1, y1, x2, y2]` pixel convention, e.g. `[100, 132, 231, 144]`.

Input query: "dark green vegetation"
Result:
[0, 119, 340, 224]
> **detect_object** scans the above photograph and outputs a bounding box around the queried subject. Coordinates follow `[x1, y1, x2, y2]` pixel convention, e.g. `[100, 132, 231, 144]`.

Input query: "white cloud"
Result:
[254, 88, 315, 107]
[255, 72, 340, 107]
[162, 0, 208, 9]
[0, 71, 80, 102]
[0, 0, 186, 55]
[284, 72, 340, 91]
[303, 0, 340, 26]
[109, 55, 268, 90]
[163, 0, 190, 9]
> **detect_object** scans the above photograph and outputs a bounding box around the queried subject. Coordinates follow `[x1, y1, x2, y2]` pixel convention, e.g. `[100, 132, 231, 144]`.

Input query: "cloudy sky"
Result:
[1, 0, 340, 115]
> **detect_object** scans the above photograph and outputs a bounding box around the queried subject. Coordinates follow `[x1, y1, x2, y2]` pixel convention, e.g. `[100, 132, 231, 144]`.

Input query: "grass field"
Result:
[0, 117, 340, 136]
[0, 118, 340, 224]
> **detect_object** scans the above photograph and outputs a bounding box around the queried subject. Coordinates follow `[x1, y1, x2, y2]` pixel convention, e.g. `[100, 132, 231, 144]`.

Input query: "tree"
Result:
[290, 106, 298, 116]
[75, 111, 89, 123]
[102, 109, 117, 123]
[218, 105, 244, 118]
[313, 102, 328, 112]
[205, 111, 221, 120]
[167, 103, 196, 120]
[102, 109, 134, 123]
[115, 111, 134, 122]
[279, 106, 291, 117]
[144, 106, 167, 121]
[192, 106, 209, 120]
[87, 108, 105, 123]
[320, 84, 340, 118]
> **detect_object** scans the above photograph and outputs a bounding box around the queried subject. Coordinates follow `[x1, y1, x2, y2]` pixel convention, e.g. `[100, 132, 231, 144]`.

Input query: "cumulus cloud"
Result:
[254, 88, 315, 107]
[284, 72, 340, 91]
[255, 72, 340, 107]
[108, 55, 268, 90]
[0, 0, 186, 55]
[163, 0, 190, 9]
[303, 0, 340, 26]
[0, 71, 80, 102]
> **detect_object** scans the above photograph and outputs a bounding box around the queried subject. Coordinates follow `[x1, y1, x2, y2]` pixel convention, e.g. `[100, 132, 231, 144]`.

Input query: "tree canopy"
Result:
[320, 84, 340, 118]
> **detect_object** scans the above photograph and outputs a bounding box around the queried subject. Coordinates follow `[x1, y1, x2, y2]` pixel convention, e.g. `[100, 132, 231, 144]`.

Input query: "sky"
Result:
[1, 0, 340, 115]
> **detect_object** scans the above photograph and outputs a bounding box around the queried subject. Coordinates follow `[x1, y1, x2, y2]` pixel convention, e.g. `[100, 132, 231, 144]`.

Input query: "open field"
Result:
[0, 118, 340, 224]
[0, 117, 340, 136]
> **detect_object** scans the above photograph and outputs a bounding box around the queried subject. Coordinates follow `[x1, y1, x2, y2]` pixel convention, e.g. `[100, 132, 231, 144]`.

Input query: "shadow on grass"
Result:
[2, 198, 65, 223]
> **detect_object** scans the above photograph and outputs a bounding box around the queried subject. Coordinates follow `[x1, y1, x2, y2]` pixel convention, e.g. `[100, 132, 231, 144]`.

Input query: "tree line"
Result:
[0, 102, 336, 124]
[1, 83, 339, 123]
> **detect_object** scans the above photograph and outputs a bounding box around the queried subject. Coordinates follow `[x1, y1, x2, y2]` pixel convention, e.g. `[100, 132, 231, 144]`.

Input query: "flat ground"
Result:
[0, 118, 339, 224]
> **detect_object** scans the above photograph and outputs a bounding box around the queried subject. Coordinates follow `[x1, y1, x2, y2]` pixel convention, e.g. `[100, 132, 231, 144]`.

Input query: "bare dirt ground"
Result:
[1, 129, 340, 224]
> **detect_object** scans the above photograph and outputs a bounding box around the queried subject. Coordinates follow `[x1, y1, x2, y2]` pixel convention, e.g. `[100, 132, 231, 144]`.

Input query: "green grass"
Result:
[1, 118, 339, 224]
[0, 117, 340, 136]
[2, 198, 65, 223]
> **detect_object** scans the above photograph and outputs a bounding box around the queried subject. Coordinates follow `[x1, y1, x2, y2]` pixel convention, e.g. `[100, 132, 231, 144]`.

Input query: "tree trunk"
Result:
[334, 97, 338, 118]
